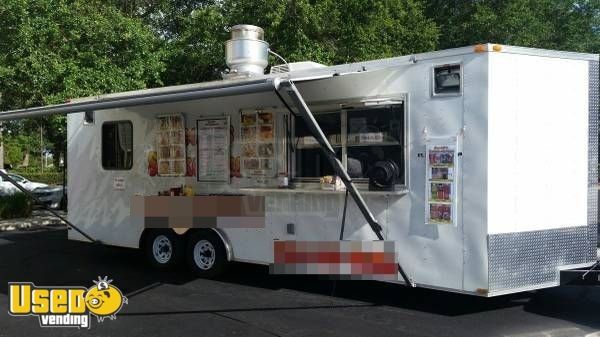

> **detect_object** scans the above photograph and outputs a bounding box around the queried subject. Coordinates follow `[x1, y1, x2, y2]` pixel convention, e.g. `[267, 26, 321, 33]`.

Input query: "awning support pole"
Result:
[276, 80, 414, 287]
[0, 170, 98, 243]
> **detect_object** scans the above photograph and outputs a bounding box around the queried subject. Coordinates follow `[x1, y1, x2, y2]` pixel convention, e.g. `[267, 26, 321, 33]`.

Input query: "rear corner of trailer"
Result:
[66, 106, 95, 243]
[485, 45, 599, 296]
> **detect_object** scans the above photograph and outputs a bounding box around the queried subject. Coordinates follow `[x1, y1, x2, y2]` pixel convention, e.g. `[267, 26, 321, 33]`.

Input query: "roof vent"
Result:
[224, 25, 269, 79]
[270, 61, 326, 74]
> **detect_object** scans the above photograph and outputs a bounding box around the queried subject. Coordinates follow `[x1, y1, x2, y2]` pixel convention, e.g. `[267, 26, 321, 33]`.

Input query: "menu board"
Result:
[425, 141, 458, 225]
[240, 111, 276, 177]
[156, 114, 186, 177]
[196, 117, 230, 182]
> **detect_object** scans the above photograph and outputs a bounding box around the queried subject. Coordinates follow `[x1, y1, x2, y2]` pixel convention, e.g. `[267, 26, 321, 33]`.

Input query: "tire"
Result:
[144, 230, 183, 269]
[186, 230, 228, 278]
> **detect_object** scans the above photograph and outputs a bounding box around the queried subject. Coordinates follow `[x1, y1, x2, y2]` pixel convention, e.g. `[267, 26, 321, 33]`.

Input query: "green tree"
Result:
[0, 0, 166, 165]
[4, 141, 23, 166]
[160, 4, 228, 85]
[426, 0, 599, 53]
[110, 0, 214, 39]
[3, 133, 39, 166]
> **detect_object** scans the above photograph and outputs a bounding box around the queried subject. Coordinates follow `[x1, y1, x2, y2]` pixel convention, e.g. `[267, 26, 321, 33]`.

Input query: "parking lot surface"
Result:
[0, 229, 598, 337]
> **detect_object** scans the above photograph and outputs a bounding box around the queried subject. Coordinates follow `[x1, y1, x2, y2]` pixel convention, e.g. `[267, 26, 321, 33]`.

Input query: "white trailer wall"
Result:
[488, 53, 589, 233]
[486, 51, 597, 295]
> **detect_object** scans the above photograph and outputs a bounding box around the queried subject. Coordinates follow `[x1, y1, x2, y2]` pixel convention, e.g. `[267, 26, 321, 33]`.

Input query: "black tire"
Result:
[143, 229, 183, 269]
[186, 230, 228, 278]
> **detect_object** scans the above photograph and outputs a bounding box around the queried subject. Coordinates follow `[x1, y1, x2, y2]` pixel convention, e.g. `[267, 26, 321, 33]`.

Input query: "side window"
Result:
[433, 64, 461, 96]
[102, 121, 133, 170]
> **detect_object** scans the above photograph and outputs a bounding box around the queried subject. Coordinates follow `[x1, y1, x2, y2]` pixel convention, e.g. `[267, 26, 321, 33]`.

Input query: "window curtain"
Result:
[117, 123, 132, 166]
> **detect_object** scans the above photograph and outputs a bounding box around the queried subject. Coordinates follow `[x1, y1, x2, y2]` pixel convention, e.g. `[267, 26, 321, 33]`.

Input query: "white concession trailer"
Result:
[0, 28, 597, 296]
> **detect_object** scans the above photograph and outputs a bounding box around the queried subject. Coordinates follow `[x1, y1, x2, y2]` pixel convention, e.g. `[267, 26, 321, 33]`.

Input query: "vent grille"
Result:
[269, 61, 326, 74]
[270, 64, 290, 74]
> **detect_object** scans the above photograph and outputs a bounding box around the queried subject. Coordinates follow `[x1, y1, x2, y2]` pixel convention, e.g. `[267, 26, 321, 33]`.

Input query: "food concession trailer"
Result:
[0, 25, 597, 296]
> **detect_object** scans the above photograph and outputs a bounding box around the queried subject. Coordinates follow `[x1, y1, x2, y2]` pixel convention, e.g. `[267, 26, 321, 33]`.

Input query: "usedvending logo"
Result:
[8, 276, 128, 328]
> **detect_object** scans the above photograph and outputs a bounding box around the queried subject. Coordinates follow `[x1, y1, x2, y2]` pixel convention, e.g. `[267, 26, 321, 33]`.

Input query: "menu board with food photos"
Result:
[156, 114, 186, 177]
[196, 117, 230, 182]
[240, 110, 276, 177]
[425, 140, 459, 226]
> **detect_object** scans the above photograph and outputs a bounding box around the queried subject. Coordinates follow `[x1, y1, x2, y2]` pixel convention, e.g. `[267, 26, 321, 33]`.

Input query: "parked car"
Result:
[6, 172, 48, 191]
[0, 170, 48, 195]
[0, 170, 66, 209]
[32, 185, 66, 210]
[0, 170, 23, 196]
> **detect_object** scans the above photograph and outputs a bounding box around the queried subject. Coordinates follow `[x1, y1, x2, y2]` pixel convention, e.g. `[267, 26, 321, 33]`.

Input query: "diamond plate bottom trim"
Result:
[590, 223, 598, 258]
[588, 60, 599, 252]
[488, 226, 595, 292]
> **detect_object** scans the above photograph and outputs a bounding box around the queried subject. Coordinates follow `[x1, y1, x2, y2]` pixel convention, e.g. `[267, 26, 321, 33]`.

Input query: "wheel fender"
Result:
[139, 228, 178, 249]
[208, 228, 233, 262]
[140, 228, 233, 262]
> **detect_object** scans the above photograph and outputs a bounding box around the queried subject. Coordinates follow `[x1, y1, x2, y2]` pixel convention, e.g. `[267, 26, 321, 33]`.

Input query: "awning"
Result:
[0, 78, 281, 121]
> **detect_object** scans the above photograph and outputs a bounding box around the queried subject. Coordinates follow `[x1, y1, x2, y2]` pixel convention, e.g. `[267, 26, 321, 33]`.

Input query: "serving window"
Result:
[292, 103, 405, 185]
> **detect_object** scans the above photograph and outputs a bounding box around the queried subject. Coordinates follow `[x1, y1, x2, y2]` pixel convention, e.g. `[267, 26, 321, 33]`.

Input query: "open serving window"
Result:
[292, 100, 406, 190]
[144, 96, 408, 193]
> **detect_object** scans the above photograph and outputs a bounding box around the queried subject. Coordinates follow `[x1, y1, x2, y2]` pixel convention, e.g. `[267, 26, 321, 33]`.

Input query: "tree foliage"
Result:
[0, 0, 599, 168]
[426, 0, 599, 53]
[0, 0, 165, 166]
[0, 0, 164, 109]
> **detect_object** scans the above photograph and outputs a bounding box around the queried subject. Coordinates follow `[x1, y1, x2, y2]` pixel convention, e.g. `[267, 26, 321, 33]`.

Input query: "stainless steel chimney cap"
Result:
[225, 24, 269, 78]
[230, 24, 264, 41]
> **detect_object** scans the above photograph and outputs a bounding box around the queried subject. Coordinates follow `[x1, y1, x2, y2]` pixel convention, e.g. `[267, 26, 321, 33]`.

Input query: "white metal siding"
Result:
[487, 53, 589, 234]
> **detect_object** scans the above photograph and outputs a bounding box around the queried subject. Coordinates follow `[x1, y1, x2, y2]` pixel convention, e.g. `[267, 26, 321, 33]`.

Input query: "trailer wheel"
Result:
[144, 230, 182, 268]
[186, 231, 228, 278]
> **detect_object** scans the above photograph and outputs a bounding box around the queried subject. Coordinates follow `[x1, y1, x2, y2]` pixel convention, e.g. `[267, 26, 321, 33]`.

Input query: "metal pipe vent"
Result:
[225, 25, 269, 78]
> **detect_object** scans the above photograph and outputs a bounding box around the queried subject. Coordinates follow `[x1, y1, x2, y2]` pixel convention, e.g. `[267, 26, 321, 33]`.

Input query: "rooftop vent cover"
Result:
[270, 61, 326, 74]
[224, 25, 269, 78]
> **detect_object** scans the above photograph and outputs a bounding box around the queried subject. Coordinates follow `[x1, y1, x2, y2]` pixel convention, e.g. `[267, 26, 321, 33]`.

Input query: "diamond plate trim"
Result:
[488, 226, 592, 292]
[589, 60, 599, 256]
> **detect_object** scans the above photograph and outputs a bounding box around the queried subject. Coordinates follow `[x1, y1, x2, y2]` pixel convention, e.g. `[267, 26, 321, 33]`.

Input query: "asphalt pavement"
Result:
[0, 229, 598, 337]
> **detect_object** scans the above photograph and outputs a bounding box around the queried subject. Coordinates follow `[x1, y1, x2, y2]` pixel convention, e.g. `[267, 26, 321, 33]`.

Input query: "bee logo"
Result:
[85, 277, 128, 322]
[8, 276, 128, 328]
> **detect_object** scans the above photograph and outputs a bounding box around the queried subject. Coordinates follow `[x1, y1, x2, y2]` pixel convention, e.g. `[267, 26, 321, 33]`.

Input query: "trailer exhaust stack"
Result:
[224, 25, 269, 78]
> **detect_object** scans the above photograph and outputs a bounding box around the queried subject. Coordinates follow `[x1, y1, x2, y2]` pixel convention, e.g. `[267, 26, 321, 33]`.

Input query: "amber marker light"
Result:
[474, 44, 487, 53]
